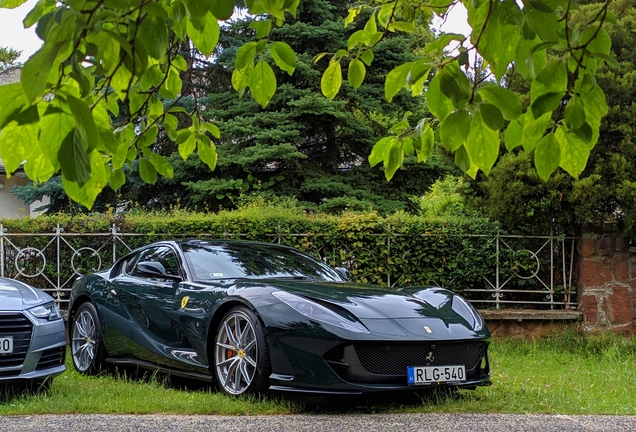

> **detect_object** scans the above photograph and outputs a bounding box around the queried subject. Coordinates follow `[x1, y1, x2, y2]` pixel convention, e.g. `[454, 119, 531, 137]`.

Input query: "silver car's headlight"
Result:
[451, 296, 484, 331]
[272, 291, 369, 333]
[28, 302, 63, 321]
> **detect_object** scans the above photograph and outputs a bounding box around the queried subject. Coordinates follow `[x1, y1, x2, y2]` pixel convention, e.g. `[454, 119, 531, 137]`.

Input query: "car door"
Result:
[104, 245, 190, 366]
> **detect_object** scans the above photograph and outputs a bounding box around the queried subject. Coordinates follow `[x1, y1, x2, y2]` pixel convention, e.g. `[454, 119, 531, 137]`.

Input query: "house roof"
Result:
[0, 66, 21, 86]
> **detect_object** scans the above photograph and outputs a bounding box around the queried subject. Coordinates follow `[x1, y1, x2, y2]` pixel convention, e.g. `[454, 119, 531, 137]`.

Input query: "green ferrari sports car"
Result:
[68, 239, 491, 396]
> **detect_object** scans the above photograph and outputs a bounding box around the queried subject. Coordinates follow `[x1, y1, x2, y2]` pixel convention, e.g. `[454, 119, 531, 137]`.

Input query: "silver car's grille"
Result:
[36, 346, 66, 370]
[0, 313, 34, 376]
[354, 341, 486, 376]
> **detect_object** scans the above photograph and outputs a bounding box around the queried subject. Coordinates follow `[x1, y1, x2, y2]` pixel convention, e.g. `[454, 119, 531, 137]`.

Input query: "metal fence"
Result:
[0, 224, 577, 311]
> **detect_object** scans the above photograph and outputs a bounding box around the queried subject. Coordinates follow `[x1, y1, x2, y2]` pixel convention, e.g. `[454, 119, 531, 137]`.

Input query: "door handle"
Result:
[107, 289, 118, 298]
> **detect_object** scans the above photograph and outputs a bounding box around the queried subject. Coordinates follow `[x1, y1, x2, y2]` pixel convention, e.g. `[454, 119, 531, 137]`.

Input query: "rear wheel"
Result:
[214, 306, 270, 396]
[70, 302, 107, 374]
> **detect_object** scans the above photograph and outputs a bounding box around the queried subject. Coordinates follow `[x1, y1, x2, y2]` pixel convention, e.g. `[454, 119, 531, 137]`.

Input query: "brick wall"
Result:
[578, 224, 634, 334]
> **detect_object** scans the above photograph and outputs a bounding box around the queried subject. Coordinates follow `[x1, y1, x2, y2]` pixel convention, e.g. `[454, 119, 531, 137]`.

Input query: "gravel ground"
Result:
[2, 414, 636, 431]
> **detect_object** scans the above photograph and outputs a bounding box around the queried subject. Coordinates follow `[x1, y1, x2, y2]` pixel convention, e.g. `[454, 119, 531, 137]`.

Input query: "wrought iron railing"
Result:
[0, 224, 577, 311]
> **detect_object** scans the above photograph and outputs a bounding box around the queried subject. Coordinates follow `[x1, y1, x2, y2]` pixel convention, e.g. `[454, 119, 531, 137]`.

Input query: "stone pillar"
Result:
[578, 223, 633, 334]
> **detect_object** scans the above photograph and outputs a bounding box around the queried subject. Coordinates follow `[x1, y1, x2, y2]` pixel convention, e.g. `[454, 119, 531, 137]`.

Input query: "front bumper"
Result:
[0, 311, 67, 384]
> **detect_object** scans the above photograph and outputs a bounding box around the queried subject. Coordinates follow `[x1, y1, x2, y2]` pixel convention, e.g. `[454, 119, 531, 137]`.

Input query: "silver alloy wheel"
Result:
[71, 308, 97, 372]
[215, 311, 258, 395]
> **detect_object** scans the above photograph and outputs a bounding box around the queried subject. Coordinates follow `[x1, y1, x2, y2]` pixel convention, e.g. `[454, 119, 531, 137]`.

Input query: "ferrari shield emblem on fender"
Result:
[424, 326, 432, 333]
[180, 296, 190, 309]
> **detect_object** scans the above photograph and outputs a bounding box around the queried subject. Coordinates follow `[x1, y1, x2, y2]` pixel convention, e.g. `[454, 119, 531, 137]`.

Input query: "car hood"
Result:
[0, 277, 53, 311]
[263, 280, 456, 318]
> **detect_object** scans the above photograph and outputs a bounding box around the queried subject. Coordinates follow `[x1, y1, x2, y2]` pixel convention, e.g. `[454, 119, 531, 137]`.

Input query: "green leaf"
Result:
[478, 85, 522, 120]
[270, 41, 296, 75]
[110, 168, 126, 191]
[59, 129, 91, 186]
[424, 33, 465, 55]
[515, 37, 547, 82]
[480, 103, 504, 130]
[534, 132, 560, 181]
[555, 128, 589, 178]
[146, 151, 174, 178]
[466, 110, 500, 176]
[348, 59, 365, 89]
[249, 60, 277, 107]
[236, 42, 257, 71]
[321, 60, 342, 100]
[250, 19, 271, 38]
[138, 14, 168, 59]
[202, 123, 221, 139]
[160, 66, 182, 99]
[231, 60, 254, 97]
[564, 96, 586, 130]
[359, 49, 374, 66]
[418, 124, 435, 163]
[21, 42, 64, 103]
[440, 110, 470, 151]
[138, 158, 158, 184]
[0, 105, 39, 175]
[531, 92, 563, 119]
[0, 0, 28, 9]
[438, 61, 471, 108]
[198, 139, 218, 170]
[0, 82, 26, 128]
[531, 61, 567, 104]
[522, 112, 552, 151]
[572, 122, 593, 143]
[580, 84, 608, 120]
[210, 0, 234, 20]
[426, 71, 454, 121]
[39, 105, 75, 172]
[504, 118, 523, 151]
[344, 7, 361, 28]
[385, 62, 413, 103]
[454, 145, 471, 174]
[66, 95, 99, 153]
[385, 139, 403, 181]
[369, 136, 393, 167]
[61, 151, 109, 210]
[186, 12, 219, 57]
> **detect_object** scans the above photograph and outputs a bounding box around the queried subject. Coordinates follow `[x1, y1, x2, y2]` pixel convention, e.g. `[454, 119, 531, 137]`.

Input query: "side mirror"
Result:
[335, 267, 350, 281]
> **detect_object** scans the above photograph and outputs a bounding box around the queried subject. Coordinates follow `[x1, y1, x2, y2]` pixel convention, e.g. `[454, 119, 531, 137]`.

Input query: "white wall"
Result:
[0, 174, 31, 218]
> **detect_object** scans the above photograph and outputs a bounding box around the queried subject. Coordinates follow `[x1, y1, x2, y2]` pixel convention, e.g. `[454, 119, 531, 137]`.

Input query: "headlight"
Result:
[451, 296, 484, 331]
[28, 302, 63, 321]
[272, 291, 369, 333]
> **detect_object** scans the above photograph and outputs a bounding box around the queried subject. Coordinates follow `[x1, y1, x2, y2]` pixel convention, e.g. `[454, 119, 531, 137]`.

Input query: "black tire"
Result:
[70, 302, 108, 374]
[213, 306, 271, 396]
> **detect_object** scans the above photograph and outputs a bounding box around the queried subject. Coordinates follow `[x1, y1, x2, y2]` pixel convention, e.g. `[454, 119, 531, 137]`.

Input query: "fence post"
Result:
[386, 228, 391, 288]
[495, 231, 500, 310]
[0, 224, 3, 278]
[111, 224, 117, 264]
[56, 224, 61, 297]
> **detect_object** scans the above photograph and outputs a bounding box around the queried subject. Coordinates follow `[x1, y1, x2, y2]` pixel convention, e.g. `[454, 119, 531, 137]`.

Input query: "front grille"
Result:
[354, 341, 486, 376]
[0, 312, 34, 374]
[36, 346, 66, 370]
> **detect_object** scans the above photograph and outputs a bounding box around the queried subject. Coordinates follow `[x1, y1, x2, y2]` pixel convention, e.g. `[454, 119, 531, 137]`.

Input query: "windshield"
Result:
[181, 242, 345, 282]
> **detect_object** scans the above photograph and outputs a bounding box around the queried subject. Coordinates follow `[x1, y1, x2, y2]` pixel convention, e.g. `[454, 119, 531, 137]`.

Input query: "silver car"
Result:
[0, 277, 66, 390]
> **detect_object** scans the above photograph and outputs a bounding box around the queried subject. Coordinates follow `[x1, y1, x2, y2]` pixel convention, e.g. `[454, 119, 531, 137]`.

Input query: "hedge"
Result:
[0, 207, 501, 297]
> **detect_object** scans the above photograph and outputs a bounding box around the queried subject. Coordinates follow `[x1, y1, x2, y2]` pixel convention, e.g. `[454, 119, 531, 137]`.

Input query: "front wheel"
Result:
[214, 306, 270, 396]
[70, 302, 107, 374]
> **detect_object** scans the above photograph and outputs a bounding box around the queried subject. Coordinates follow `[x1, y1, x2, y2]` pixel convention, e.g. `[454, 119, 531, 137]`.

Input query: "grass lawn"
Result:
[2, 332, 636, 415]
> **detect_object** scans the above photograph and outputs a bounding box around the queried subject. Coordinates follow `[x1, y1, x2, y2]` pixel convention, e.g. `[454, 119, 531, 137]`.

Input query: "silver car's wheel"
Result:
[71, 302, 106, 374]
[214, 307, 269, 395]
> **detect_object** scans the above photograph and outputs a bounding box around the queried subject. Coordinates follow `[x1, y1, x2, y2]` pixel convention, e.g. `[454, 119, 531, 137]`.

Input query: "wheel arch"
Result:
[68, 294, 94, 324]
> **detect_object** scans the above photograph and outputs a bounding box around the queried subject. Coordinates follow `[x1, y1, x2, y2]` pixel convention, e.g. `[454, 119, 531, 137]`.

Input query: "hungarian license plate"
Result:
[407, 365, 466, 385]
[0, 336, 13, 354]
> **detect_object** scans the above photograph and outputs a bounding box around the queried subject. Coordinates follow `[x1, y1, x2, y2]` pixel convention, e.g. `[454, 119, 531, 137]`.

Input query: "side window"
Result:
[131, 246, 181, 278]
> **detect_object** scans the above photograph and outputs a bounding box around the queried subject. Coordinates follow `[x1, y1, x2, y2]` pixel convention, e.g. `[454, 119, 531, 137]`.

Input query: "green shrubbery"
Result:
[0, 202, 500, 292]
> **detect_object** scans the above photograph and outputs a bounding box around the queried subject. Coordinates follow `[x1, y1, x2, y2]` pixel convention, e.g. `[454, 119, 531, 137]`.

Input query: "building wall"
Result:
[0, 175, 31, 218]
